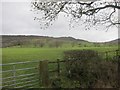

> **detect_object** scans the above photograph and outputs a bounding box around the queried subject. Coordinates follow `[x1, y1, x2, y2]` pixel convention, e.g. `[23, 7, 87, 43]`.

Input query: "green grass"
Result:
[1, 46, 118, 88]
[2, 46, 118, 63]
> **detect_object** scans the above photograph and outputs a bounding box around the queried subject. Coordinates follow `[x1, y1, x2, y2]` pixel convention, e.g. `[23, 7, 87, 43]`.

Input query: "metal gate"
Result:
[0, 61, 40, 88]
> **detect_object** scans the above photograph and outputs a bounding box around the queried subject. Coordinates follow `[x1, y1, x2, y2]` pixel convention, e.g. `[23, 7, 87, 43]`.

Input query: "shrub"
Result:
[63, 50, 118, 88]
[64, 50, 102, 76]
[64, 49, 101, 61]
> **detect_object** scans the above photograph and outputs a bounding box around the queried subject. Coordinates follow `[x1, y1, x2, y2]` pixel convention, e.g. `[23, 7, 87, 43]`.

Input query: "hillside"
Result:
[1, 35, 118, 48]
[104, 39, 120, 44]
[1, 35, 89, 48]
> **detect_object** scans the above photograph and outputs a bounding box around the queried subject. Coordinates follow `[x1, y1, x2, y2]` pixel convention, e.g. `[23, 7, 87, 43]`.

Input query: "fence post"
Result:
[57, 59, 60, 77]
[116, 50, 119, 59]
[105, 52, 108, 60]
[39, 60, 49, 87]
[116, 50, 120, 87]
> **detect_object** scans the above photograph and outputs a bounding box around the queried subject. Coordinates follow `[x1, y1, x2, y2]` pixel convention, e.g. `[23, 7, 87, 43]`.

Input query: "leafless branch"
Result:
[31, 0, 120, 29]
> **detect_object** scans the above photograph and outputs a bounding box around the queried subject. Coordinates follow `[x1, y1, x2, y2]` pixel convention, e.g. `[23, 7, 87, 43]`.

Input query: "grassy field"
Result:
[2, 46, 118, 63]
[1, 46, 119, 88]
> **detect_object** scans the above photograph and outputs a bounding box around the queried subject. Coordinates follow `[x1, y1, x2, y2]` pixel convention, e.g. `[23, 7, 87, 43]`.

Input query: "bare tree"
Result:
[31, 0, 120, 30]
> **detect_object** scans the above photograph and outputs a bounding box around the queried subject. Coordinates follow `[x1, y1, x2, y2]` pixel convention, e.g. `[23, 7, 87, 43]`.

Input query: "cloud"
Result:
[2, 2, 118, 42]
[0, 2, 2, 34]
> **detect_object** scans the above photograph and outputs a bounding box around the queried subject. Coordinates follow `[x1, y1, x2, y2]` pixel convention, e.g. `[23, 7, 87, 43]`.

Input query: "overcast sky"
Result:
[1, 1, 119, 42]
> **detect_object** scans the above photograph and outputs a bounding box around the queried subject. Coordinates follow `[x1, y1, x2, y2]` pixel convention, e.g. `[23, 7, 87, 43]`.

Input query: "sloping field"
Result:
[2, 46, 118, 63]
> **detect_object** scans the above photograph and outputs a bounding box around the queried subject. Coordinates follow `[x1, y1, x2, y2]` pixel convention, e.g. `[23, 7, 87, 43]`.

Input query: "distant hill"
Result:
[1, 35, 118, 48]
[104, 39, 120, 44]
[56, 37, 88, 42]
[1, 35, 89, 48]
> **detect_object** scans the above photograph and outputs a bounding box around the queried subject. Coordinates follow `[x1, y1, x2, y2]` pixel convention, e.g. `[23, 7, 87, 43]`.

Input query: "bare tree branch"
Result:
[31, 0, 120, 29]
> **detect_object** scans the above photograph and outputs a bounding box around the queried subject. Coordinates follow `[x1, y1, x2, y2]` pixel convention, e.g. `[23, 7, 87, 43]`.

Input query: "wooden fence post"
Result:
[39, 60, 49, 87]
[116, 50, 120, 87]
[105, 52, 108, 60]
[116, 50, 119, 59]
[57, 59, 60, 77]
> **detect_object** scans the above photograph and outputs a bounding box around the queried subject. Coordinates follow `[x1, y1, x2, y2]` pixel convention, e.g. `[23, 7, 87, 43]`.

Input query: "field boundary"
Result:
[1, 60, 40, 88]
[1, 49, 119, 88]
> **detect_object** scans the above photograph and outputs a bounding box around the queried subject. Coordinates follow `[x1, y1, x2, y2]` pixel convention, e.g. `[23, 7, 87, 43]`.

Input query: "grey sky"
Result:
[1, 1, 118, 42]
